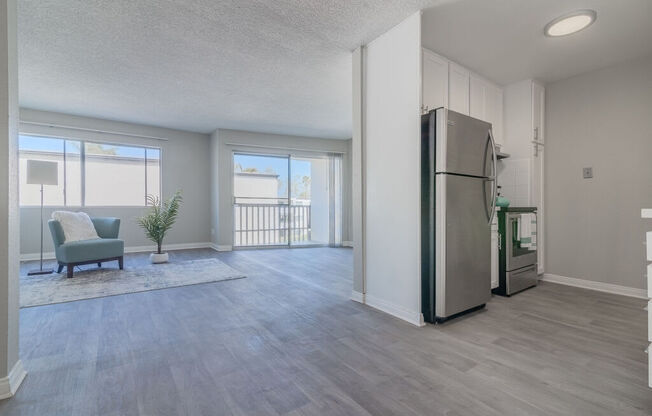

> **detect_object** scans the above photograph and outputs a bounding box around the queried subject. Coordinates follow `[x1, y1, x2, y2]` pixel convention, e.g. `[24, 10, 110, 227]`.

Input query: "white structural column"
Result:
[359, 12, 423, 326]
[0, 0, 25, 400]
[351, 46, 365, 301]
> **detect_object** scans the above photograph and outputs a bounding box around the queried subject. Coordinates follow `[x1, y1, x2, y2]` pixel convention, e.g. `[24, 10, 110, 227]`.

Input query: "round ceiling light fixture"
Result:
[544, 9, 597, 37]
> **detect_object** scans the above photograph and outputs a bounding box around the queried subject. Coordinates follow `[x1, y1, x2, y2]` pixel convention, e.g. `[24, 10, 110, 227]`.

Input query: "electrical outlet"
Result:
[583, 167, 593, 179]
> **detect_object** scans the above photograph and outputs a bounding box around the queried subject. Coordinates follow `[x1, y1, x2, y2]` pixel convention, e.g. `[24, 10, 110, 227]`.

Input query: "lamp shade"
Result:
[26, 160, 59, 185]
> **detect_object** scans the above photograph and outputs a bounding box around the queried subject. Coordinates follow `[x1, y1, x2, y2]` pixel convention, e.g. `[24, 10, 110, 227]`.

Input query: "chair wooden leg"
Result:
[67, 265, 74, 279]
[57, 264, 64, 273]
[118, 256, 124, 270]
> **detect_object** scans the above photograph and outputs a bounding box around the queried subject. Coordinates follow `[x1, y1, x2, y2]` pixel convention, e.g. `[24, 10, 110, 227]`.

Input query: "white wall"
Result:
[545, 55, 652, 290]
[19, 109, 212, 257]
[0, 0, 21, 393]
[363, 12, 422, 325]
[497, 158, 530, 207]
[213, 129, 350, 248]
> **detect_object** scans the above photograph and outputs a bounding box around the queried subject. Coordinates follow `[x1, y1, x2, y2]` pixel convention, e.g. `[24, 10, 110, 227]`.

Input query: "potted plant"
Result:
[137, 191, 182, 263]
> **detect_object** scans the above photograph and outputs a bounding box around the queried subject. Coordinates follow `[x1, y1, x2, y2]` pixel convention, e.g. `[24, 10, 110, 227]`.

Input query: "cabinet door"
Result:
[532, 82, 544, 144]
[470, 75, 487, 120]
[449, 63, 470, 115]
[486, 84, 503, 146]
[422, 49, 448, 113]
[530, 82, 545, 274]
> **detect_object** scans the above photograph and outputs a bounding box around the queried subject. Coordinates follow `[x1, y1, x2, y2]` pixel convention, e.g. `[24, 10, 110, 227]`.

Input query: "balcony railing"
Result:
[234, 203, 311, 246]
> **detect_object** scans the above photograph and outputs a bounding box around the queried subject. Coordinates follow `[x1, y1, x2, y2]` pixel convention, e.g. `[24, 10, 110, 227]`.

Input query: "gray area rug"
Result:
[20, 258, 246, 308]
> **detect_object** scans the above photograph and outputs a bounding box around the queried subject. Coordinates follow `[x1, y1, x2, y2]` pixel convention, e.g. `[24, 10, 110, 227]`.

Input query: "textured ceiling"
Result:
[422, 0, 652, 85]
[21, 1, 650, 138]
[19, 0, 446, 138]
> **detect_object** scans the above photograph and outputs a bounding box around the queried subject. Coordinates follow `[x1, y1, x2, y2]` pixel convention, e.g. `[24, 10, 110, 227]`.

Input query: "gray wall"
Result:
[545, 54, 652, 290]
[212, 129, 350, 248]
[210, 129, 220, 246]
[19, 109, 212, 256]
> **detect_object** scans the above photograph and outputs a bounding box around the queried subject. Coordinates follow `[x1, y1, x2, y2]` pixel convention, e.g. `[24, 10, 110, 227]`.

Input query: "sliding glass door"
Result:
[233, 153, 289, 246]
[233, 152, 341, 248]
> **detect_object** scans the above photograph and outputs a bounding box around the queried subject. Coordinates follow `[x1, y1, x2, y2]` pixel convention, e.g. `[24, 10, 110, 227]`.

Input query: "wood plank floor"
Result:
[3, 247, 650, 415]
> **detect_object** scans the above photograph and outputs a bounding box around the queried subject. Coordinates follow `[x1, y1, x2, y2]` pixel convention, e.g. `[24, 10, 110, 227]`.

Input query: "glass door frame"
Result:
[232, 151, 290, 248]
[231, 150, 341, 249]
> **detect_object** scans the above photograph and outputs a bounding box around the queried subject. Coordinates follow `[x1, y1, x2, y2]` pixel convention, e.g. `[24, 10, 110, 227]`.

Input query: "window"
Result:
[18, 135, 161, 207]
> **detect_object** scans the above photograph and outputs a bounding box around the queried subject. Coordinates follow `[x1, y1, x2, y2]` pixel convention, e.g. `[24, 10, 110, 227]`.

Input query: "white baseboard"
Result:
[351, 290, 365, 303]
[541, 273, 647, 299]
[21, 251, 56, 262]
[0, 360, 26, 400]
[364, 294, 425, 327]
[20, 242, 214, 262]
[342, 241, 353, 248]
[125, 242, 213, 254]
[210, 244, 233, 252]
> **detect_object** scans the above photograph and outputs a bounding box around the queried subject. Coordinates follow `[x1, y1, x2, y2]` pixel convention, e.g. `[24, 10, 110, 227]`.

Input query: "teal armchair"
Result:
[48, 217, 124, 278]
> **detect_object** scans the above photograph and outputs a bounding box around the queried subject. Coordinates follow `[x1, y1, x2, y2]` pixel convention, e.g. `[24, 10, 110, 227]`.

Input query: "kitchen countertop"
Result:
[496, 206, 537, 212]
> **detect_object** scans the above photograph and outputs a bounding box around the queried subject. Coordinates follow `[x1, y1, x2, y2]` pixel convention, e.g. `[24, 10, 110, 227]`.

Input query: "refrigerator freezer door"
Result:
[435, 108, 494, 178]
[435, 173, 491, 318]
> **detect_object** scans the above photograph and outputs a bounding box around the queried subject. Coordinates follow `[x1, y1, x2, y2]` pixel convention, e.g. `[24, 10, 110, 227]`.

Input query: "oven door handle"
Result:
[511, 264, 537, 276]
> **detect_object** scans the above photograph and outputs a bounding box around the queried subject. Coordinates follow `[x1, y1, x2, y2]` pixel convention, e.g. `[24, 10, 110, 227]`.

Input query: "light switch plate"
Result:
[583, 167, 593, 179]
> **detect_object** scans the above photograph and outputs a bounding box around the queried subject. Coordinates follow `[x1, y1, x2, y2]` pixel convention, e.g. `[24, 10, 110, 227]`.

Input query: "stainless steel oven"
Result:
[494, 207, 538, 296]
[506, 212, 538, 271]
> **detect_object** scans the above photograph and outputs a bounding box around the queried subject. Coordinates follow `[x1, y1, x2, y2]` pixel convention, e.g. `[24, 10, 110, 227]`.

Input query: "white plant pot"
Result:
[150, 252, 169, 264]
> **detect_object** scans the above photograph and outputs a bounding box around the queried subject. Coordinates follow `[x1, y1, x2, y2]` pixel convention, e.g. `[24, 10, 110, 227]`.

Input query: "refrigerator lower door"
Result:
[435, 173, 491, 319]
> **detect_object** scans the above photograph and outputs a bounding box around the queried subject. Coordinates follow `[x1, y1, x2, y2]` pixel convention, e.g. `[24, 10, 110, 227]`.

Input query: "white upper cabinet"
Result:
[469, 75, 487, 120]
[486, 83, 503, 147]
[448, 63, 470, 115]
[532, 82, 545, 145]
[421, 49, 448, 113]
[470, 74, 504, 146]
[421, 48, 503, 145]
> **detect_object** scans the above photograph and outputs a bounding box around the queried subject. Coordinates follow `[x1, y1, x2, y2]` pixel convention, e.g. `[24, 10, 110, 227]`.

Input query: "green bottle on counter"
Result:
[496, 185, 510, 207]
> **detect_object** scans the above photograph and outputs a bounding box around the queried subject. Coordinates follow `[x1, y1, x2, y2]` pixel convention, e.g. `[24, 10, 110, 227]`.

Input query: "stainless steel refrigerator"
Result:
[421, 108, 497, 323]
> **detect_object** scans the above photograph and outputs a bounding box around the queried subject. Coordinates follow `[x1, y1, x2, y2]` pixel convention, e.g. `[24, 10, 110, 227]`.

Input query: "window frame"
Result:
[18, 133, 163, 208]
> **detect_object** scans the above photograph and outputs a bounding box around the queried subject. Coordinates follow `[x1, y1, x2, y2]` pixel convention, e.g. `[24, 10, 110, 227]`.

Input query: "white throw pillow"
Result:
[52, 211, 100, 243]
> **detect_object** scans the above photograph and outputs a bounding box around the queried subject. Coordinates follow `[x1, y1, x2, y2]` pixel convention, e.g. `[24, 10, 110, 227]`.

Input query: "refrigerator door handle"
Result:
[487, 129, 498, 224]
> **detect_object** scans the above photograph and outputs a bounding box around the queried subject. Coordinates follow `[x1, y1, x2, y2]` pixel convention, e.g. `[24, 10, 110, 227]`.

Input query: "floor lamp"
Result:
[26, 160, 58, 276]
